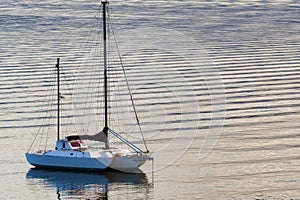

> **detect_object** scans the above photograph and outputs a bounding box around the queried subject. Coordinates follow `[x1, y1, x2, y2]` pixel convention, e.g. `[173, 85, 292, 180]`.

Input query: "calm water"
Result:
[1, 0, 300, 199]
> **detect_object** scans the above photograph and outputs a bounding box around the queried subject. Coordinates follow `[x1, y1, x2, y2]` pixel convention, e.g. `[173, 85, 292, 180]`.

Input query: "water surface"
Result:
[1, 0, 300, 199]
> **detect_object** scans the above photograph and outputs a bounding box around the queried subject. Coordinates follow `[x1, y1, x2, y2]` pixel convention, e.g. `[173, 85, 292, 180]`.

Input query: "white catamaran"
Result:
[25, 0, 152, 172]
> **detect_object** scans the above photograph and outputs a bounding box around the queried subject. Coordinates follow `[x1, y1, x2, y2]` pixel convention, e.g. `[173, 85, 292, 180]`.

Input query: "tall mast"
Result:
[102, 0, 109, 148]
[56, 58, 60, 141]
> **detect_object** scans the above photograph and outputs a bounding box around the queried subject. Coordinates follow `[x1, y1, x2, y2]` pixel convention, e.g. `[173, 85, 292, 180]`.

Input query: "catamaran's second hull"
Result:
[25, 151, 113, 170]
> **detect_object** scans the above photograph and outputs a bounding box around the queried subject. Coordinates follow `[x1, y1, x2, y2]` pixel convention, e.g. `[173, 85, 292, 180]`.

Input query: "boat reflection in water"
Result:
[26, 168, 150, 199]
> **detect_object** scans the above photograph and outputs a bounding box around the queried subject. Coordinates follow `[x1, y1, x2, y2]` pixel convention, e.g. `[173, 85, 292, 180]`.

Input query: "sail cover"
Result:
[79, 130, 107, 143]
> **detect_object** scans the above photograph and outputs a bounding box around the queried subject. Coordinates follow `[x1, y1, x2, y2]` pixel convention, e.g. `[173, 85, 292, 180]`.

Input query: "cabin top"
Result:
[55, 135, 88, 151]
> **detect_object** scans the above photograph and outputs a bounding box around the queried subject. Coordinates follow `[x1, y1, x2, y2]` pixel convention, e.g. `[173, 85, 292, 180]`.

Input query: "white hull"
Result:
[26, 148, 152, 172]
[25, 150, 113, 170]
[109, 156, 150, 171]
[108, 148, 152, 171]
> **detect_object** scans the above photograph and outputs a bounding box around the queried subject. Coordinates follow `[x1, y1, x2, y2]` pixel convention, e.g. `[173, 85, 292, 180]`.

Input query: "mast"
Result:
[56, 58, 60, 141]
[102, 0, 109, 149]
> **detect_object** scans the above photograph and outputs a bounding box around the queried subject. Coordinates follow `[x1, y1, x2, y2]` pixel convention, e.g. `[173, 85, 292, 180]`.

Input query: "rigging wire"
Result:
[44, 67, 57, 151]
[30, 2, 150, 153]
[29, 66, 57, 152]
[70, 8, 104, 135]
[106, 7, 134, 147]
[107, 15, 150, 153]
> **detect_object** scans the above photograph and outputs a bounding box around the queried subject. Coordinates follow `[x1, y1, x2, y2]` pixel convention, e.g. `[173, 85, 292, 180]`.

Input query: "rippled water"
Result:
[1, 0, 300, 199]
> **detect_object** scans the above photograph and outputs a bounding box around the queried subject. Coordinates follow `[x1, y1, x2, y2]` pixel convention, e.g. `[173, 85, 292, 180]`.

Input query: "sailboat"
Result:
[25, 0, 152, 172]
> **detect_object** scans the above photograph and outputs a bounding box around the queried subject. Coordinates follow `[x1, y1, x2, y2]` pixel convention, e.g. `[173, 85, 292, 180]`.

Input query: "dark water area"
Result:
[1, 0, 300, 199]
